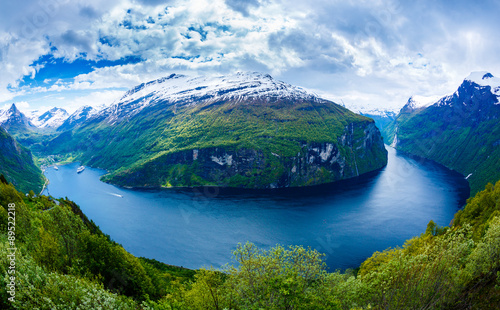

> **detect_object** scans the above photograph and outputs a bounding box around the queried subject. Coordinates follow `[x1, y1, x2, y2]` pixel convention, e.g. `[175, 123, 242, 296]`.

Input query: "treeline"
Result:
[1, 177, 499, 309]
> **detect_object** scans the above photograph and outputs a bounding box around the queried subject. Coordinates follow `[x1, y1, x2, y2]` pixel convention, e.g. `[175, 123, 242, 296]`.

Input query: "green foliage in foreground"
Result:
[0, 178, 194, 309]
[1, 178, 499, 309]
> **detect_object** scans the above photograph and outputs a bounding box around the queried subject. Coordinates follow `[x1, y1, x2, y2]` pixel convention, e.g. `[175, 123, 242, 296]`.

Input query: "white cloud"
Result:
[1, 101, 29, 111]
[1, 0, 500, 112]
[0, 32, 49, 102]
[60, 90, 124, 113]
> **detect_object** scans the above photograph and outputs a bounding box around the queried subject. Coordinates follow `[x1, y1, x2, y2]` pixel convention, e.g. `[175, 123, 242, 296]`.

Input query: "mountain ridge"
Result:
[31, 107, 69, 129]
[57, 105, 101, 132]
[44, 72, 388, 189]
[96, 72, 319, 124]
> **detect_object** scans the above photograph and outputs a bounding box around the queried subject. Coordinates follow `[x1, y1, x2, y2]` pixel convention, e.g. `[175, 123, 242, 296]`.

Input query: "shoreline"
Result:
[39, 175, 49, 196]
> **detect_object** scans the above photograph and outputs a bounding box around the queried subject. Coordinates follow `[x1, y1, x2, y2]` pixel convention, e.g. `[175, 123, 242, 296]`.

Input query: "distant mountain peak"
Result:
[31, 107, 69, 129]
[49, 107, 63, 113]
[5, 103, 25, 117]
[57, 105, 104, 131]
[465, 71, 500, 95]
[400, 95, 441, 112]
[8, 103, 18, 112]
[0, 103, 34, 131]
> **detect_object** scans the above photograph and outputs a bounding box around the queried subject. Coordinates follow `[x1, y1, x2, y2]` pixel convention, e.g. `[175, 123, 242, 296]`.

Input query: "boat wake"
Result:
[107, 192, 123, 198]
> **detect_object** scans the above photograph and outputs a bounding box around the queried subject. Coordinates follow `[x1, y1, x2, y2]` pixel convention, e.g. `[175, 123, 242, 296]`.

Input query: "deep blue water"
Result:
[43, 146, 469, 270]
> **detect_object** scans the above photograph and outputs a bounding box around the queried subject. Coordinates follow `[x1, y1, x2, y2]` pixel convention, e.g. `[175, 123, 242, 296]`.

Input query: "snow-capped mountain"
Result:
[100, 72, 318, 123]
[397, 72, 499, 114]
[0, 103, 35, 132]
[400, 95, 442, 113]
[1, 105, 70, 131]
[384, 71, 500, 194]
[31, 107, 69, 129]
[432, 71, 500, 108]
[46, 71, 388, 189]
[57, 105, 101, 131]
[464, 71, 500, 97]
[337, 102, 399, 133]
[339, 102, 400, 117]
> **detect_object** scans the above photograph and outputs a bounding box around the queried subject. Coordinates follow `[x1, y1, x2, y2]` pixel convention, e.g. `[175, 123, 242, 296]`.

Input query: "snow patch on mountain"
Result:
[0, 104, 35, 128]
[103, 72, 319, 123]
[337, 101, 401, 118]
[406, 95, 442, 109]
[57, 105, 106, 131]
[69, 105, 101, 122]
[122, 72, 314, 103]
[31, 107, 69, 128]
[465, 71, 500, 99]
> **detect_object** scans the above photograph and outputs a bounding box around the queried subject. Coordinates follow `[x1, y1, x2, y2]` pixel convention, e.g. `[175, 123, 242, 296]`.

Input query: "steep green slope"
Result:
[0, 180, 195, 309]
[384, 75, 500, 195]
[0, 127, 45, 193]
[44, 74, 388, 189]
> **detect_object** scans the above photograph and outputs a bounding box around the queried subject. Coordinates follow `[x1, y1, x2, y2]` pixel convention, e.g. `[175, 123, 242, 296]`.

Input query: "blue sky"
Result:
[1, 0, 500, 113]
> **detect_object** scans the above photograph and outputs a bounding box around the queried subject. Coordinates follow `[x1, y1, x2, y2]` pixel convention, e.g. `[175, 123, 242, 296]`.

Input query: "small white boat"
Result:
[77, 166, 85, 173]
[54, 165, 59, 170]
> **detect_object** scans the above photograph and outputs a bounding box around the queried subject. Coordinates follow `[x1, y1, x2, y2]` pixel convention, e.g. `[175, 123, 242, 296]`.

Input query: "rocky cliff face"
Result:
[104, 120, 387, 189]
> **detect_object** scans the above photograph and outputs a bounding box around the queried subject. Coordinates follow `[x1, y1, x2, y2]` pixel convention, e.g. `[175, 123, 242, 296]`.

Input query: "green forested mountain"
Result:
[43, 73, 387, 189]
[0, 127, 45, 193]
[1, 175, 499, 309]
[0, 104, 61, 149]
[383, 72, 500, 195]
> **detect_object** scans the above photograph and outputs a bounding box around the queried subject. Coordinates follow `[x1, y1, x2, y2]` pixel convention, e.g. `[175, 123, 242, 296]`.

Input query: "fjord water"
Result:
[43, 146, 469, 270]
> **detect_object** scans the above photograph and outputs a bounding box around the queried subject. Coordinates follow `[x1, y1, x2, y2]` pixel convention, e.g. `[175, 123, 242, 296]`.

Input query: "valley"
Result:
[41, 147, 469, 270]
